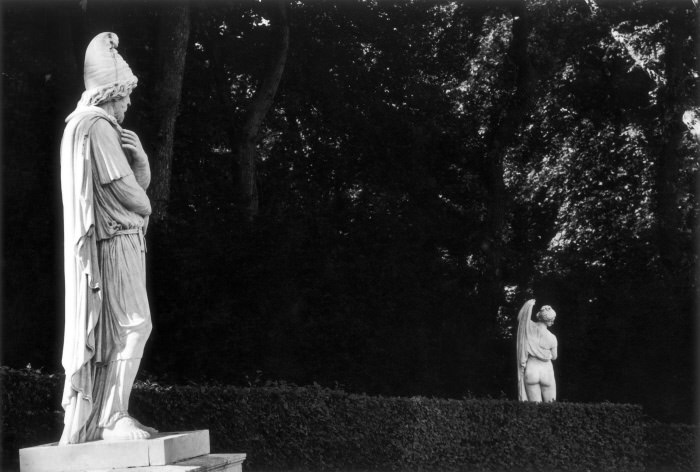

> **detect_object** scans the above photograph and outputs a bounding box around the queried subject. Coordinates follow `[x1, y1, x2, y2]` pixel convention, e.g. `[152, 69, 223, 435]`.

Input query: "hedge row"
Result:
[644, 421, 697, 472]
[1, 367, 692, 471]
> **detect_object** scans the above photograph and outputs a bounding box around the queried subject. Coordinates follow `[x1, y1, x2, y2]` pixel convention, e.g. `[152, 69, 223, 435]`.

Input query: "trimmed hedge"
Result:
[131, 384, 646, 471]
[1, 367, 692, 471]
[644, 422, 697, 472]
[1, 366, 64, 462]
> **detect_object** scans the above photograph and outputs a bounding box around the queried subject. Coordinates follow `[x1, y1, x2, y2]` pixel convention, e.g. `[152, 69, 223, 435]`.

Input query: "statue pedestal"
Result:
[19, 430, 246, 472]
[105, 454, 247, 472]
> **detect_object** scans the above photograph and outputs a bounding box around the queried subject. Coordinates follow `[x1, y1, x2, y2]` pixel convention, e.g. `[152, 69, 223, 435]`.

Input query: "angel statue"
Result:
[516, 299, 558, 402]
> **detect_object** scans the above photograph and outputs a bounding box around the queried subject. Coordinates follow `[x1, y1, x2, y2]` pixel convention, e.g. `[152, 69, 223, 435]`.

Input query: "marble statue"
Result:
[516, 299, 558, 402]
[60, 32, 157, 444]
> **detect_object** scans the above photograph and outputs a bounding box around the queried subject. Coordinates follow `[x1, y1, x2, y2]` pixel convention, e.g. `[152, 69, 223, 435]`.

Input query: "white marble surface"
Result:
[19, 430, 211, 472]
[94, 453, 247, 472]
[150, 430, 211, 465]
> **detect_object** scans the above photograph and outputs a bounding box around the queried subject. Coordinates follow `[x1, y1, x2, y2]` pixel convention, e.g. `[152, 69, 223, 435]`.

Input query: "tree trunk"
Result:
[653, 9, 687, 273]
[149, 3, 191, 224]
[236, 0, 290, 219]
[481, 0, 536, 316]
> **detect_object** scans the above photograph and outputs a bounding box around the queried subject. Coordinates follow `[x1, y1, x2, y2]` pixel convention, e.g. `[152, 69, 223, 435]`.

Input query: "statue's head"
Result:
[78, 32, 138, 117]
[536, 305, 556, 325]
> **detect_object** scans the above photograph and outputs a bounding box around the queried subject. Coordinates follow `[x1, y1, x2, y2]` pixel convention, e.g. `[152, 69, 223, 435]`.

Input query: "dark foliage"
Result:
[0, 367, 64, 470]
[644, 422, 699, 472]
[644, 421, 698, 472]
[1, 0, 697, 430]
[6, 367, 689, 472]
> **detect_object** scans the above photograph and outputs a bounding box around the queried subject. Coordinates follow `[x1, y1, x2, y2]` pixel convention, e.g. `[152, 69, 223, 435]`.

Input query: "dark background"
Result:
[1, 0, 697, 424]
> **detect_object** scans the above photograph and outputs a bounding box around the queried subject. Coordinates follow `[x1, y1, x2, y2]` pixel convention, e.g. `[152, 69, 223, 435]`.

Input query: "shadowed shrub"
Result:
[3, 367, 694, 471]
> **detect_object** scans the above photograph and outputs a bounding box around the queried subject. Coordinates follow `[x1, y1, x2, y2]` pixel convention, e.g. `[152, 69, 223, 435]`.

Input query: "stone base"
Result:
[105, 454, 247, 472]
[19, 430, 213, 472]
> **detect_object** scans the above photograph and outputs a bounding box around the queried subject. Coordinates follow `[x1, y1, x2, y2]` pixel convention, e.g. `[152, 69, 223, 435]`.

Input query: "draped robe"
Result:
[59, 106, 151, 444]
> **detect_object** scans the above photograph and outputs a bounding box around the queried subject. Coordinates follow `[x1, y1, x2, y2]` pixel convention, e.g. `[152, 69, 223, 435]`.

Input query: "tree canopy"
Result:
[1, 0, 697, 423]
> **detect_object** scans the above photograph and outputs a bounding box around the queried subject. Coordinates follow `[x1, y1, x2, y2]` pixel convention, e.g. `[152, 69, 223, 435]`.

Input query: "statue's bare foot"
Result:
[101, 417, 150, 441]
[129, 416, 158, 435]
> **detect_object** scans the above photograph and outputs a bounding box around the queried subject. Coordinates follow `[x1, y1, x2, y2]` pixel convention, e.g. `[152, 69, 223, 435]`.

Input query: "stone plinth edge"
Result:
[19, 430, 211, 472]
[172, 453, 247, 472]
[102, 453, 247, 472]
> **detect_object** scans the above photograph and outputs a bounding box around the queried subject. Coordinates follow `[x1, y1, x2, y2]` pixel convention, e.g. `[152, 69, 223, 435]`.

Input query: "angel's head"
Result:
[536, 305, 556, 326]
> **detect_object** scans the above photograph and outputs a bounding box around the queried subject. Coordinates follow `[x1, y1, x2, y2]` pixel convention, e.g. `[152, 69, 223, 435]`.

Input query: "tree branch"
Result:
[237, 0, 290, 219]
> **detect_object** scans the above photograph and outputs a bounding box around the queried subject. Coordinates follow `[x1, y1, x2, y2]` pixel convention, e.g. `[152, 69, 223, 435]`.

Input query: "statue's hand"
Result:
[121, 129, 148, 166]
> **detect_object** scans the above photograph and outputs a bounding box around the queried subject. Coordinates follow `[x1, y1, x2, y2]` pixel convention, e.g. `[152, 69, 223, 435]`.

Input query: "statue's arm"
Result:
[130, 159, 150, 191]
[90, 121, 151, 217]
[120, 129, 150, 190]
[108, 175, 152, 217]
[550, 334, 558, 360]
[91, 120, 133, 182]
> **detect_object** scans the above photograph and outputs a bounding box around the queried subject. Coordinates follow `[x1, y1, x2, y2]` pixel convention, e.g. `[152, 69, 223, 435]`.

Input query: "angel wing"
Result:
[516, 299, 535, 401]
